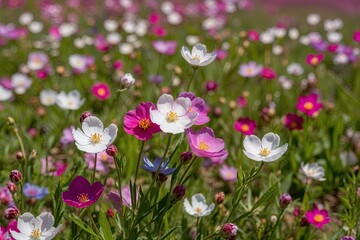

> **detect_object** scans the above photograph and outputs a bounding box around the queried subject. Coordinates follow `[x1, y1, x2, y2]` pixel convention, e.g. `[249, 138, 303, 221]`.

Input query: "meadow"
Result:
[0, 0, 360, 239]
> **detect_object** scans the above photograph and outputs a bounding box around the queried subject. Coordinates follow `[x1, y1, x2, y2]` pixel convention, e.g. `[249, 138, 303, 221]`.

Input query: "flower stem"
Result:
[269, 207, 286, 239]
[91, 153, 98, 184]
[179, 156, 197, 184]
[186, 67, 198, 92]
[13, 127, 27, 160]
[87, 208, 101, 236]
[134, 141, 145, 184]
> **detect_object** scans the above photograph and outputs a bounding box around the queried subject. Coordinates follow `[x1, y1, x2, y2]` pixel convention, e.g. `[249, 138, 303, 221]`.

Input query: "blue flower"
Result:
[141, 156, 176, 175]
[23, 183, 49, 200]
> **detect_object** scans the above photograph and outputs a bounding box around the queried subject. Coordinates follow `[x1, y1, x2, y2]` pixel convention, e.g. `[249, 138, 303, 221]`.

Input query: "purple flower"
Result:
[178, 92, 210, 125]
[62, 176, 104, 208]
[23, 183, 48, 200]
[238, 61, 262, 78]
[152, 40, 177, 55]
[84, 151, 114, 174]
[219, 165, 237, 182]
[41, 156, 67, 176]
[341, 236, 355, 240]
[141, 156, 176, 175]
[60, 126, 75, 146]
[0, 186, 14, 207]
[108, 185, 138, 210]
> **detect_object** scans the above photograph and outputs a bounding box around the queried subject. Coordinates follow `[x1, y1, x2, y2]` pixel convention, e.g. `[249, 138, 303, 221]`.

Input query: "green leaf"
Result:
[68, 214, 100, 239]
[99, 210, 113, 240]
[251, 181, 278, 211]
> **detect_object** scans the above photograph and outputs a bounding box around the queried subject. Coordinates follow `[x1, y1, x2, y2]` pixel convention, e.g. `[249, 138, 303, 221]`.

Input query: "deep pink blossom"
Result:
[92, 82, 111, 100]
[260, 67, 276, 80]
[284, 113, 303, 130]
[353, 30, 360, 43]
[296, 93, 323, 117]
[247, 29, 259, 41]
[234, 117, 256, 135]
[305, 206, 330, 229]
[306, 54, 324, 66]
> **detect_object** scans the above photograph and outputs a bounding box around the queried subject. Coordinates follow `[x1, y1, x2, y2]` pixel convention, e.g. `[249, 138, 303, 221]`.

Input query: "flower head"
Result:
[243, 132, 288, 162]
[92, 83, 111, 100]
[85, 151, 114, 174]
[260, 67, 277, 80]
[60, 126, 75, 146]
[27, 52, 48, 71]
[108, 184, 138, 210]
[124, 102, 161, 140]
[23, 183, 48, 200]
[183, 193, 215, 217]
[296, 93, 323, 117]
[238, 61, 262, 78]
[305, 206, 330, 229]
[141, 156, 176, 176]
[150, 94, 198, 134]
[178, 92, 209, 125]
[72, 116, 118, 153]
[11, 73, 32, 95]
[10, 212, 61, 240]
[234, 117, 257, 135]
[41, 156, 67, 176]
[0, 86, 13, 101]
[221, 223, 238, 239]
[56, 90, 85, 110]
[62, 176, 104, 208]
[284, 113, 304, 130]
[300, 162, 326, 181]
[219, 165, 237, 182]
[306, 53, 324, 66]
[152, 40, 177, 55]
[39, 89, 57, 106]
[180, 43, 216, 67]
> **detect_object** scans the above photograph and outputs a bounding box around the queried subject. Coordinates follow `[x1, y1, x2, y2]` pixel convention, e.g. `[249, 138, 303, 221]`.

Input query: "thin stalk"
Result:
[134, 141, 145, 184]
[269, 207, 286, 239]
[179, 157, 197, 184]
[87, 208, 101, 236]
[186, 67, 198, 92]
[91, 153, 98, 184]
[13, 128, 27, 160]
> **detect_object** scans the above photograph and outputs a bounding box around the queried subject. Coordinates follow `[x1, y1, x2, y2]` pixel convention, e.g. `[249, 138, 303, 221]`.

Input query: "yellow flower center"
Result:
[166, 111, 178, 122]
[138, 118, 151, 130]
[290, 122, 297, 128]
[191, 55, 201, 61]
[97, 88, 106, 96]
[30, 229, 41, 238]
[313, 214, 324, 223]
[90, 133, 102, 143]
[241, 124, 250, 132]
[304, 102, 314, 110]
[194, 207, 203, 213]
[246, 68, 253, 75]
[260, 148, 270, 156]
[77, 193, 89, 203]
[310, 57, 319, 65]
[198, 141, 210, 150]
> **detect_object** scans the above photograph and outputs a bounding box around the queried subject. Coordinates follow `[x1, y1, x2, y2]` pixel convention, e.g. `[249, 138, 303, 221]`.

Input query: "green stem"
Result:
[14, 128, 27, 160]
[91, 153, 98, 184]
[134, 141, 145, 184]
[87, 208, 101, 236]
[178, 156, 197, 184]
[186, 67, 198, 92]
[19, 181, 24, 212]
[269, 207, 286, 239]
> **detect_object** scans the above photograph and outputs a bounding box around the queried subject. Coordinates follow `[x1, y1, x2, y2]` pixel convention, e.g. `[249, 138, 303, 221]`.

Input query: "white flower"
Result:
[56, 90, 85, 110]
[40, 89, 57, 106]
[10, 212, 61, 240]
[183, 193, 215, 217]
[11, 73, 32, 94]
[307, 13, 321, 25]
[260, 31, 274, 44]
[288, 28, 299, 40]
[243, 132, 288, 162]
[0, 86, 13, 101]
[180, 43, 216, 67]
[324, 18, 343, 32]
[287, 63, 304, 76]
[167, 12, 182, 25]
[104, 19, 119, 32]
[19, 12, 34, 25]
[119, 43, 134, 55]
[150, 94, 198, 134]
[59, 22, 77, 37]
[300, 162, 325, 181]
[120, 73, 135, 88]
[72, 116, 118, 153]
[107, 32, 122, 45]
[327, 32, 342, 43]
[28, 21, 43, 33]
[69, 54, 87, 72]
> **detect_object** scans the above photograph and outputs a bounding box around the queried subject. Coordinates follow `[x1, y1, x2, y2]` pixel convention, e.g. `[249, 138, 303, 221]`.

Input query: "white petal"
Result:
[82, 116, 104, 136]
[157, 94, 173, 114]
[183, 112, 198, 129]
[10, 230, 30, 240]
[263, 144, 288, 162]
[72, 129, 90, 145]
[183, 198, 195, 215]
[181, 46, 191, 61]
[261, 132, 280, 150]
[150, 109, 165, 125]
[198, 53, 216, 66]
[243, 135, 261, 155]
[160, 122, 184, 134]
[75, 142, 107, 153]
[191, 193, 206, 207]
[43, 225, 61, 240]
[191, 44, 206, 58]
[17, 212, 35, 235]
[243, 150, 262, 161]
[173, 97, 191, 115]
[38, 212, 54, 232]
[103, 123, 118, 145]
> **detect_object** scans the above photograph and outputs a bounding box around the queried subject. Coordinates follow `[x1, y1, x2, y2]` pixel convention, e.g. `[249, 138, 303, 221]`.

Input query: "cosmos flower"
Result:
[56, 90, 85, 110]
[178, 92, 210, 125]
[72, 116, 118, 153]
[152, 40, 177, 55]
[61, 176, 104, 208]
[92, 82, 111, 100]
[69, 54, 88, 73]
[180, 43, 216, 67]
[219, 165, 237, 182]
[305, 206, 330, 229]
[234, 117, 257, 135]
[287, 62, 304, 76]
[300, 162, 326, 181]
[39, 89, 57, 106]
[60, 126, 75, 146]
[296, 93, 323, 117]
[183, 193, 215, 217]
[10, 212, 61, 240]
[23, 183, 48, 200]
[11, 73, 32, 95]
[238, 61, 262, 78]
[27, 52, 48, 71]
[260, 67, 276, 80]
[284, 113, 303, 130]
[243, 132, 288, 162]
[306, 53, 324, 66]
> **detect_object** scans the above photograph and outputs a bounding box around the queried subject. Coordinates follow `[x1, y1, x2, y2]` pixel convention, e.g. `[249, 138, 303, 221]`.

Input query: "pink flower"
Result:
[296, 93, 323, 117]
[114, 60, 123, 69]
[148, 12, 161, 25]
[60, 126, 75, 146]
[92, 83, 111, 100]
[41, 156, 67, 176]
[94, 34, 110, 52]
[124, 102, 161, 140]
[152, 40, 177, 55]
[306, 54, 324, 66]
[238, 61, 262, 78]
[108, 184, 138, 210]
[234, 117, 256, 135]
[305, 206, 330, 229]
[187, 127, 227, 159]
[247, 29, 259, 41]
[178, 92, 210, 125]
[85, 151, 114, 174]
[215, 49, 227, 60]
[260, 67, 276, 80]
[219, 165, 237, 182]
[237, 96, 247, 108]
[353, 30, 360, 43]
[152, 26, 167, 37]
[284, 113, 303, 130]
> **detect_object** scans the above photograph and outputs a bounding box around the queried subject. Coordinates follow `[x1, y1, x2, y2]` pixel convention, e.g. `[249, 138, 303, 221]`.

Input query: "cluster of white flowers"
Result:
[40, 89, 85, 110]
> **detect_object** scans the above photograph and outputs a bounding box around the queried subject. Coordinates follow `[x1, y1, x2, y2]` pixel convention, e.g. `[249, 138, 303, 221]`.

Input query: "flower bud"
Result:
[80, 111, 93, 123]
[7, 117, 15, 125]
[300, 217, 309, 227]
[172, 185, 186, 199]
[120, 73, 135, 89]
[29, 149, 37, 160]
[7, 182, 17, 193]
[341, 236, 355, 240]
[106, 145, 118, 157]
[152, 173, 168, 184]
[107, 208, 115, 218]
[279, 193, 292, 208]
[10, 170, 22, 183]
[205, 80, 218, 92]
[180, 151, 193, 164]
[3, 207, 19, 220]
[221, 223, 238, 239]
[16, 151, 24, 160]
[214, 192, 225, 205]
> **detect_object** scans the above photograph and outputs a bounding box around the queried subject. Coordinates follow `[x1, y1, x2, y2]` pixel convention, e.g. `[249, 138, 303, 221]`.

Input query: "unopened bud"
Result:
[107, 208, 115, 218]
[106, 145, 118, 157]
[172, 185, 186, 200]
[16, 151, 24, 160]
[120, 73, 135, 89]
[7, 117, 15, 125]
[3, 207, 19, 220]
[279, 193, 292, 208]
[214, 192, 225, 205]
[180, 152, 193, 164]
[10, 170, 22, 183]
[7, 182, 17, 193]
[80, 112, 93, 123]
[221, 223, 238, 239]
[29, 149, 37, 160]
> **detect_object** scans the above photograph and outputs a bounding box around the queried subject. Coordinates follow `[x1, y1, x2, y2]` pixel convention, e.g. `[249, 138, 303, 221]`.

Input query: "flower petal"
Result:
[82, 116, 104, 136]
[243, 135, 261, 155]
[103, 123, 118, 145]
[17, 212, 35, 235]
[157, 94, 173, 114]
[261, 132, 280, 150]
[263, 144, 288, 162]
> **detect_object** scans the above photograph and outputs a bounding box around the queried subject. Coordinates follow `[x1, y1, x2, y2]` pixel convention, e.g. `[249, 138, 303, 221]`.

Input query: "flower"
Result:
[300, 162, 326, 181]
[219, 165, 237, 182]
[221, 223, 238, 239]
[27, 52, 48, 71]
[305, 206, 330, 229]
[243, 132, 288, 162]
[60, 126, 75, 146]
[306, 53, 324, 66]
[72, 116, 118, 153]
[69, 54, 87, 73]
[141, 156, 176, 175]
[152, 40, 177, 55]
[108, 184, 138, 210]
[41, 156, 67, 176]
[341, 236, 355, 240]
[353, 30, 360, 43]
[119, 73, 135, 89]
[124, 102, 161, 140]
[260, 67, 276, 80]
[3, 207, 19, 220]
[238, 61, 262, 78]
[279, 193, 292, 208]
[23, 183, 48, 200]
[85, 151, 114, 174]
[287, 62, 304, 76]
[0, 86, 13, 101]
[10, 212, 61, 240]
[187, 127, 227, 159]
[284, 113, 304, 130]
[62, 176, 104, 208]
[234, 117, 257, 135]
[178, 92, 210, 125]
[39, 89, 57, 106]
[56, 90, 85, 110]
[92, 83, 111, 100]
[296, 93, 323, 117]
[150, 94, 198, 134]
[180, 43, 216, 67]
[11, 73, 32, 94]
[183, 193, 215, 217]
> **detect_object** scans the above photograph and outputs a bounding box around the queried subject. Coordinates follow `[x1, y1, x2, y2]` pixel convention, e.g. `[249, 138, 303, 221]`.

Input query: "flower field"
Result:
[1, 0, 360, 239]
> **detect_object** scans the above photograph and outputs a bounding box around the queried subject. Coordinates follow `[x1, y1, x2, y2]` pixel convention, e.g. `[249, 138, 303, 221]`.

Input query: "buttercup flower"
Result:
[10, 212, 61, 240]
[243, 132, 288, 162]
[296, 93, 323, 117]
[300, 162, 326, 181]
[56, 90, 85, 110]
[124, 102, 161, 140]
[141, 156, 176, 176]
[72, 116, 118, 153]
[178, 92, 209, 125]
[183, 193, 215, 217]
[234, 117, 257, 135]
[61, 175, 104, 208]
[238, 61, 262, 78]
[180, 43, 216, 67]
[305, 206, 330, 229]
[150, 94, 198, 134]
[23, 183, 48, 200]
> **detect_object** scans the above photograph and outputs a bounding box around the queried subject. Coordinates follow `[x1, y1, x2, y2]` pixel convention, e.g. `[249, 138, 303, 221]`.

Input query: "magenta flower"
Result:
[305, 206, 330, 229]
[260, 67, 276, 80]
[234, 117, 256, 135]
[219, 165, 237, 182]
[92, 83, 111, 100]
[124, 102, 161, 140]
[41, 156, 67, 176]
[178, 92, 210, 125]
[247, 29, 259, 41]
[296, 93, 323, 117]
[152, 40, 177, 55]
[62, 176, 104, 208]
[187, 127, 227, 159]
[94, 34, 110, 52]
[353, 30, 360, 43]
[284, 113, 304, 130]
[306, 53, 324, 66]
[237, 96, 247, 108]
